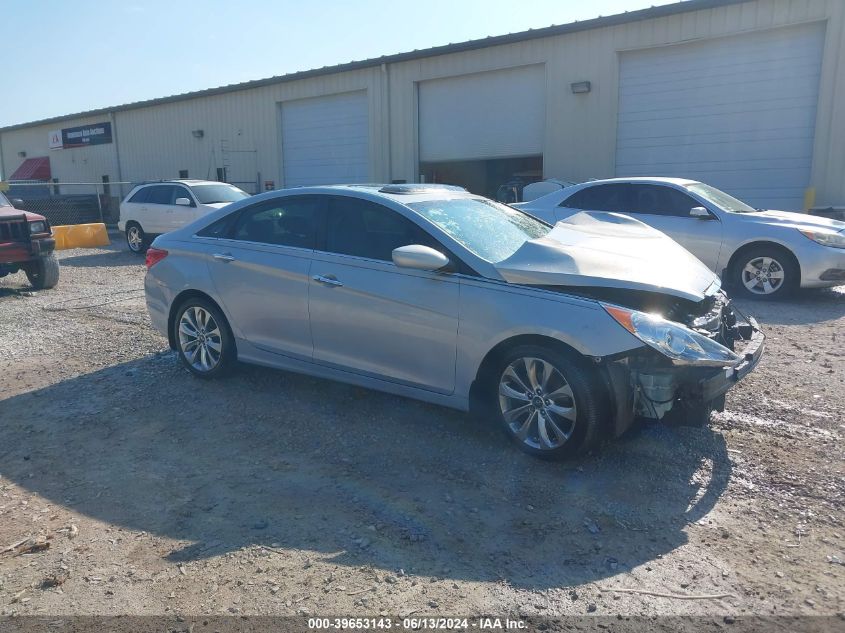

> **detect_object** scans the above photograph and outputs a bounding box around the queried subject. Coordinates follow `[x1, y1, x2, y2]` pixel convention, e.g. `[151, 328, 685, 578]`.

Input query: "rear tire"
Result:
[25, 253, 60, 290]
[731, 245, 798, 300]
[491, 345, 606, 459]
[126, 223, 148, 254]
[172, 297, 236, 379]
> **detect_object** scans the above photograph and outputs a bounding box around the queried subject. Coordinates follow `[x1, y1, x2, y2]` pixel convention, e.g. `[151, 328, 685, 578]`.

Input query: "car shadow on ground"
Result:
[732, 286, 845, 326]
[0, 284, 36, 297]
[0, 353, 730, 590]
[58, 245, 143, 269]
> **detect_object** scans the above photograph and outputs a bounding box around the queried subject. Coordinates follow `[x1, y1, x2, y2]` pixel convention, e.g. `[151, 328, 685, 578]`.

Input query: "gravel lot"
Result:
[1, 240, 843, 623]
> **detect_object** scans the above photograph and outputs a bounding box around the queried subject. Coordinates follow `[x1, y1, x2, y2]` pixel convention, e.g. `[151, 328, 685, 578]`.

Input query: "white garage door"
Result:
[616, 23, 825, 210]
[281, 91, 369, 187]
[418, 65, 545, 162]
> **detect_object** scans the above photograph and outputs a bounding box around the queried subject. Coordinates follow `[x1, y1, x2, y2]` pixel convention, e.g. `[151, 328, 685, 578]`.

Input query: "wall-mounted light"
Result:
[570, 81, 592, 94]
[17, 151, 26, 158]
[192, 129, 204, 139]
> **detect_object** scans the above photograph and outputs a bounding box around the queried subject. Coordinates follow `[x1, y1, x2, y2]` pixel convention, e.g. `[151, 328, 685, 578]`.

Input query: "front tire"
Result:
[493, 345, 606, 459]
[25, 253, 60, 289]
[173, 298, 235, 379]
[125, 223, 148, 254]
[732, 246, 798, 299]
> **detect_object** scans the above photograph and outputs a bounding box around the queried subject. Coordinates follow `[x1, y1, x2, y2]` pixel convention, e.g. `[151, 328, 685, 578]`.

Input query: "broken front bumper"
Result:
[605, 316, 765, 434]
[698, 316, 765, 402]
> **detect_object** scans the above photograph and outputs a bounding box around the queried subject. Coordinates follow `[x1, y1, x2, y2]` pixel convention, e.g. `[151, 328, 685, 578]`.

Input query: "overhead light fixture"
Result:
[192, 130, 204, 139]
[17, 151, 26, 158]
[570, 81, 591, 94]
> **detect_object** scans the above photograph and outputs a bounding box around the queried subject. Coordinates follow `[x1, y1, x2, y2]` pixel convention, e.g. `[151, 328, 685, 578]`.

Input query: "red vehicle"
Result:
[0, 191, 59, 289]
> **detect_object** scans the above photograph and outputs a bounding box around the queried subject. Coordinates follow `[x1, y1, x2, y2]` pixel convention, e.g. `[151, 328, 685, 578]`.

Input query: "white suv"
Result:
[119, 180, 249, 253]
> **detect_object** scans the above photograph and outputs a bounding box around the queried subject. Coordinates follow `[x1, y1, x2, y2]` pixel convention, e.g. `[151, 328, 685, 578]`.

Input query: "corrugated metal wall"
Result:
[1, 0, 843, 206]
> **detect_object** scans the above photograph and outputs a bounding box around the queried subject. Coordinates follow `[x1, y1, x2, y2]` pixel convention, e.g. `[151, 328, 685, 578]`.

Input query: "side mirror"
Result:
[175, 197, 192, 207]
[690, 206, 712, 219]
[392, 244, 450, 272]
[10, 198, 24, 208]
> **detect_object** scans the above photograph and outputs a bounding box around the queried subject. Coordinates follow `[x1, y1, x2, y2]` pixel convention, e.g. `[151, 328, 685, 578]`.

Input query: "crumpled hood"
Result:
[495, 211, 720, 302]
[747, 209, 845, 230]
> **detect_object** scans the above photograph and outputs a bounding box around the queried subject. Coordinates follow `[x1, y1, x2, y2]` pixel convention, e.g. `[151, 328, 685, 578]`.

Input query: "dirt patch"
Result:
[1, 242, 843, 618]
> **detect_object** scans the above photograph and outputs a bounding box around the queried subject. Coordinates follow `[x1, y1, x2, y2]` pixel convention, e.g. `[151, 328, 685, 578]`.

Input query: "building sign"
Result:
[48, 130, 62, 150]
[49, 122, 113, 149]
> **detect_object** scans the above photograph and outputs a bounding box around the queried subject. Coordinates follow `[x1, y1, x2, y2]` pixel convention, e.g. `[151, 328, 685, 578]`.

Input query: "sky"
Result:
[0, 0, 678, 127]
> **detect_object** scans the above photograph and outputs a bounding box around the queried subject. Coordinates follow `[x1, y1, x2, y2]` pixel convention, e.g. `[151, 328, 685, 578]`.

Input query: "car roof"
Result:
[281, 183, 477, 203]
[577, 176, 701, 187]
[135, 179, 229, 187]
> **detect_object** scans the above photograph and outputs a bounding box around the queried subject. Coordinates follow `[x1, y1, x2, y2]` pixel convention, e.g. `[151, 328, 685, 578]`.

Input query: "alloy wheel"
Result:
[127, 226, 144, 252]
[178, 306, 223, 372]
[741, 256, 785, 295]
[498, 356, 577, 450]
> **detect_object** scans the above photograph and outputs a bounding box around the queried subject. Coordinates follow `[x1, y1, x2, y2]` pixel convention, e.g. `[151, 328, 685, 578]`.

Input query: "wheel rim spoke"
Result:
[516, 409, 537, 440]
[547, 403, 576, 421]
[537, 411, 554, 448]
[503, 403, 532, 423]
[743, 276, 761, 291]
[547, 383, 573, 400]
[179, 321, 198, 337]
[525, 358, 540, 390]
[545, 414, 573, 441]
[499, 382, 530, 401]
[502, 366, 530, 394]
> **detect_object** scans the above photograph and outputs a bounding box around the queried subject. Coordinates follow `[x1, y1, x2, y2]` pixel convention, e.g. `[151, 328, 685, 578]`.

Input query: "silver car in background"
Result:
[516, 177, 845, 299]
[144, 184, 763, 459]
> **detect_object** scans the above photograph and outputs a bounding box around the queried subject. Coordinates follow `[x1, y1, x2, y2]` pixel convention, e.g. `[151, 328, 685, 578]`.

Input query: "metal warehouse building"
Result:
[1, 0, 844, 212]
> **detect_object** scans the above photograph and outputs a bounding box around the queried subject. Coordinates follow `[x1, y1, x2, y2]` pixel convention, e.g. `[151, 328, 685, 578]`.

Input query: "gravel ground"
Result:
[0, 240, 843, 623]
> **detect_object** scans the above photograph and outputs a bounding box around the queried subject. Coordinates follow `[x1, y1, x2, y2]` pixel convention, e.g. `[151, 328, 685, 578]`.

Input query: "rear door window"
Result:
[230, 195, 323, 249]
[146, 185, 176, 205]
[629, 184, 701, 217]
[128, 187, 151, 203]
[560, 184, 630, 212]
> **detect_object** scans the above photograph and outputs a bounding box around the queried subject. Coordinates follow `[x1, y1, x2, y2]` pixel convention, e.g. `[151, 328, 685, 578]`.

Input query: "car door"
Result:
[122, 186, 150, 229]
[168, 184, 201, 230]
[308, 195, 460, 394]
[204, 195, 322, 360]
[627, 184, 724, 271]
[143, 185, 176, 233]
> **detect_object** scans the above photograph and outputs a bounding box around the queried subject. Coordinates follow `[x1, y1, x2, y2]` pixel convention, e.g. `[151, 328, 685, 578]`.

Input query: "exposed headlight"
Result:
[29, 221, 47, 234]
[603, 304, 740, 367]
[799, 228, 845, 249]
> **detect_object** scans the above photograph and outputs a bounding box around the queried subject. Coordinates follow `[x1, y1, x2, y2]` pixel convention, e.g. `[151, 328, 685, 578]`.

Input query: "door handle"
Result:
[213, 253, 236, 262]
[313, 274, 343, 287]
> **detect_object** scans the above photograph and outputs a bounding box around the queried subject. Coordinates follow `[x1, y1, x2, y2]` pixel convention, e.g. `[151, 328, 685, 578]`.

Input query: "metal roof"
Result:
[9, 157, 51, 180]
[0, 0, 749, 132]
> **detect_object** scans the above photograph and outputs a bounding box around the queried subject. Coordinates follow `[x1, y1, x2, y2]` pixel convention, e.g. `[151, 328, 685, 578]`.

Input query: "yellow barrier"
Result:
[52, 223, 111, 250]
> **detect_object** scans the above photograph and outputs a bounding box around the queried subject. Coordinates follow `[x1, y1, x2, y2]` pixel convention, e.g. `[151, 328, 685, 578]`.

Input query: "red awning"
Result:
[10, 156, 52, 181]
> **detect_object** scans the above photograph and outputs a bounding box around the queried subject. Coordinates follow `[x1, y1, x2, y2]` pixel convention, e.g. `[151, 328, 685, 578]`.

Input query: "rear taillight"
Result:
[145, 247, 168, 269]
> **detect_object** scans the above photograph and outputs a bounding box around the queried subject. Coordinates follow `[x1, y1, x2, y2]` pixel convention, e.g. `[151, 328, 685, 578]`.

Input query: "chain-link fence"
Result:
[3, 180, 134, 226]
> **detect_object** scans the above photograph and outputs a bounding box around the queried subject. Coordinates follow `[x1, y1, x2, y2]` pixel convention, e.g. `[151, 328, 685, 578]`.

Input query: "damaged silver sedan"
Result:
[144, 184, 764, 459]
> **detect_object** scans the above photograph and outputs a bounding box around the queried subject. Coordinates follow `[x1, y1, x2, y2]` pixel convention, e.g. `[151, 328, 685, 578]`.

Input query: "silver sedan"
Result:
[516, 177, 845, 299]
[144, 184, 763, 459]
